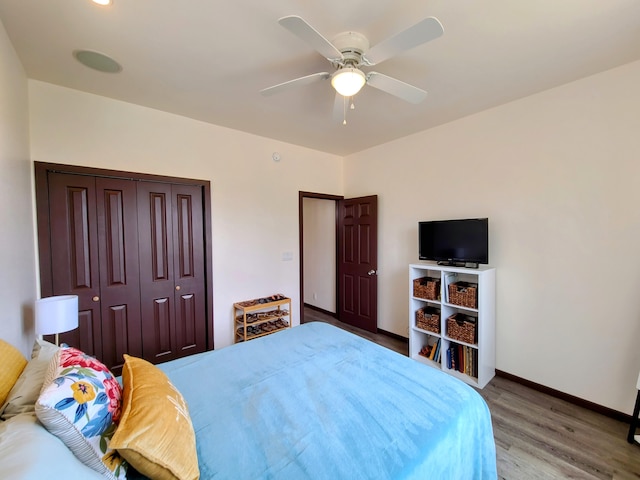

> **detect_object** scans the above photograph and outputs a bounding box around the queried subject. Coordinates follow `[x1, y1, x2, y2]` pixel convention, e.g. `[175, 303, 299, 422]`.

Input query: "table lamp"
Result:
[35, 295, 79, 346]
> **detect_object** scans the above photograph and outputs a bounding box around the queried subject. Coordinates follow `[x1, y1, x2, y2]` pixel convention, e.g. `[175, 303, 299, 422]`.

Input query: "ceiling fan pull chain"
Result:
[343, 95, 347, 125]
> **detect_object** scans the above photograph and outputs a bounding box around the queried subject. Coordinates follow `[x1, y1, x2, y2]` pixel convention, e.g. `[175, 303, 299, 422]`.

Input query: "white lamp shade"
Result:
[331, 68, 366, 97]
[35, 295, 79, 336]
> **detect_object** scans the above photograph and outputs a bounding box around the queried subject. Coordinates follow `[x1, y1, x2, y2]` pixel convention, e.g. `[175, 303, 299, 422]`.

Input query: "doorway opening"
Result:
[298, 192, 378, 333]
[298, 192, 342, 325]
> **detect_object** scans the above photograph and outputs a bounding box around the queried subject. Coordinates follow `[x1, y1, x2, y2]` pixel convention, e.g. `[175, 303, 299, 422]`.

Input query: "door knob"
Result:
[367, 270, 377, 276]
[92, 296, 100, 302]
[175, 285, 181, 291]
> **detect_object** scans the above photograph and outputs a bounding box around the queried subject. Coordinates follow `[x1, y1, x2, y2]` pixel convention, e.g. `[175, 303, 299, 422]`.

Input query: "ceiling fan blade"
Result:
[364, 17, 444, 66]
[279, 15, 344, 61]
[260, 72, 330, 96]
[366, 72, 427, 104]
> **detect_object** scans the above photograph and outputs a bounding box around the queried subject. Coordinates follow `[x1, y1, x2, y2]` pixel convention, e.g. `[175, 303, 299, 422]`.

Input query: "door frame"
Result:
[34, 161, 215, 350]
[298, 191, 343, 324]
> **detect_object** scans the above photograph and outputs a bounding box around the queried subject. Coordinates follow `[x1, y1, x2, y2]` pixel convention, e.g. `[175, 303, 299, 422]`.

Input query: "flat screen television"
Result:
[419, 218, 488, 266]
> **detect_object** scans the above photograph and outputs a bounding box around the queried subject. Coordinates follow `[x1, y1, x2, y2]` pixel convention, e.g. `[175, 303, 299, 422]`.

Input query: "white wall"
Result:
[28, 81, 343, 349]
[0, 20, 36, 355]
[344, 60, 640, 414]
[303, 198, 336, 312]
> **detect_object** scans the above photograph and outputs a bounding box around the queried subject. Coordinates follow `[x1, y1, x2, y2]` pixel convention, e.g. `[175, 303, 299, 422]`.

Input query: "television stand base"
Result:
[437, 261, 479, 269]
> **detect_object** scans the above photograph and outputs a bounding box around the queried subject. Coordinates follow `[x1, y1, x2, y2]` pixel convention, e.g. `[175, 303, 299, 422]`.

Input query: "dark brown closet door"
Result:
[172, 184, 207, 357]
[95, 177, 143, 374]
[137, 182, 206, 362]
[48, 174, 143, 374]
[48, 173, 102, 359]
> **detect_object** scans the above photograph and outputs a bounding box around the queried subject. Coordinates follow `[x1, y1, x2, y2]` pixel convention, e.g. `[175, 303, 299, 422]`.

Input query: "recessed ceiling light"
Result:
[92, 0, 112, 5]
[73, 50, 122, 73]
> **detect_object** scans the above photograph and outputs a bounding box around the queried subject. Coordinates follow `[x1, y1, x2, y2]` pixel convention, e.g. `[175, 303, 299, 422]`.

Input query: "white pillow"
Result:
[0, 413, 104, 479]
[0, 339, 59, 420]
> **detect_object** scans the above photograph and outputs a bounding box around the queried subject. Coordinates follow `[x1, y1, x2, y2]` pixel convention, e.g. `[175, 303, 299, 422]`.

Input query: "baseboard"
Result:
[496, 370, 631, 423]
[378, 328, 409, 344]
[303, 303, 337, 318]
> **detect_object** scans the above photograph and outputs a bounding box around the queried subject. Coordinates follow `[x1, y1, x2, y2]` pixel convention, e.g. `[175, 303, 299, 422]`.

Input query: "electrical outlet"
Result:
[282, 251, 293, 261]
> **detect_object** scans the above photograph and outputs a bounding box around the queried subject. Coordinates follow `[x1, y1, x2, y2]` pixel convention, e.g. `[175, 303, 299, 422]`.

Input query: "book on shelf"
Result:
[465, 348, 469, 375]
[443, 273, 457, 302]
[466, 346, 470, 374]
[446, 343, 478, 378]
[430, 338, 441, 361]
[428, 339, 437, 360]
[450, 345, 456, 371]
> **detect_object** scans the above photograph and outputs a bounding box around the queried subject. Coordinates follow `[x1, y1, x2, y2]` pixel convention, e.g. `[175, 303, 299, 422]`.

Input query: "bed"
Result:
[0, 322, 497, 479]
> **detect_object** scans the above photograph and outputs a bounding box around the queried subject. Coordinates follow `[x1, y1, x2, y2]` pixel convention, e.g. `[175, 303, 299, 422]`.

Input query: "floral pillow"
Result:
[35, 347, 127, 480]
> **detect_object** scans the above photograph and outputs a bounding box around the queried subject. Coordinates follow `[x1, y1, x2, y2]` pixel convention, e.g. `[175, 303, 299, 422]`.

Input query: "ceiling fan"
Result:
[260, 15, 444, 120]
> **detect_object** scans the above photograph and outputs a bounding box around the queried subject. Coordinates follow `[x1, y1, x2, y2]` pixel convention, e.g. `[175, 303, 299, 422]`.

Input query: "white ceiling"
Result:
[1, 0, 639, 156]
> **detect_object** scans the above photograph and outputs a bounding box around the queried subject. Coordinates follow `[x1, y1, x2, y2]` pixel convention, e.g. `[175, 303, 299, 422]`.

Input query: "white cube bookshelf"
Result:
[409, 262, 496, 389]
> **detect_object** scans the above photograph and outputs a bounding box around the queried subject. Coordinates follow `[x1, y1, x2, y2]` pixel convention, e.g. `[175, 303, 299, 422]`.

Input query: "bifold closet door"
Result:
[47, 173, 143, 374]
[137, 182, 207, 362]
[95, 176, 143, 373]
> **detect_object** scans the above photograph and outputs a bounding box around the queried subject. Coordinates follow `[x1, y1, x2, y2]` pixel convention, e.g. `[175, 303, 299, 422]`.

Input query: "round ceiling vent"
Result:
[73, 50, 122, 73]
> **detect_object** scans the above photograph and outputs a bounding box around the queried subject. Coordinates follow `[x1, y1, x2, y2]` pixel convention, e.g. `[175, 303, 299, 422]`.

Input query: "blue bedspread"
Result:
[159, 322, 497, 479]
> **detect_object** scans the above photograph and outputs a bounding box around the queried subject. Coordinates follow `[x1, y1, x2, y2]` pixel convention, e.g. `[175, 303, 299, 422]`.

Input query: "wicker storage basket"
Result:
[446, 313, 477, 344]
[416, 307, 440, 333]
[413, 277, 440, 300]
[448, 281, 478, 308]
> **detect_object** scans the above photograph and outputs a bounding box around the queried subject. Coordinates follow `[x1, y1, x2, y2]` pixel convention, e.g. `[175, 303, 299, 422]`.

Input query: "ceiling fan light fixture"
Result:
[331, 68, 366, 97]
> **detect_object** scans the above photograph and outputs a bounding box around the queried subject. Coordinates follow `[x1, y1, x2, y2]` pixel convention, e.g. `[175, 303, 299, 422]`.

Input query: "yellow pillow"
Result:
[110, 355, 199, 480]
[0, 339, 27, 406]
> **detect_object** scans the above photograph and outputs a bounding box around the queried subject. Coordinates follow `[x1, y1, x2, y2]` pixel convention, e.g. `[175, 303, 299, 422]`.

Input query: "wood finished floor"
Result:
[303, 307, 640, 479]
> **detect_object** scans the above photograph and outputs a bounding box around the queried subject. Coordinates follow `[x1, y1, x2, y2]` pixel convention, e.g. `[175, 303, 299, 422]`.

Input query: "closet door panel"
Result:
[48, 173, 102, 358]
[96, 178, 143, 374]
[138, 182, 177, 361]
[172, 185, 207, 355]
[152, 297, 173, 353]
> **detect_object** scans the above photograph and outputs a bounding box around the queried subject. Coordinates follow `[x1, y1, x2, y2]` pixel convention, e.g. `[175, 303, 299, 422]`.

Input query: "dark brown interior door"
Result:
[337, 195, 378, 332]
[48, 173, 103, 359]
[137, 182, 207, 362]
[95, 177, 143, 373]
[171, 184, 207, 357]
[48, 173, 143, 374]
[36, 162, 214, 369]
